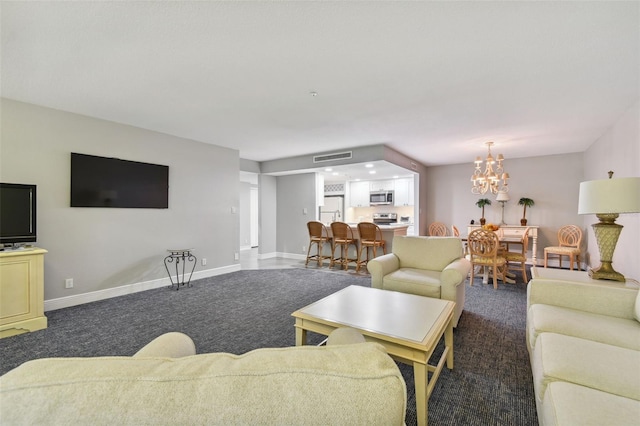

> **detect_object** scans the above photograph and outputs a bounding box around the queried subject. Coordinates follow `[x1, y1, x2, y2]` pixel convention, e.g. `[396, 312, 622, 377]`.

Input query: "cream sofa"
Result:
[526, 277, 640, 425]
[367, 236, 471, 327]
[0, 330, 407, 425]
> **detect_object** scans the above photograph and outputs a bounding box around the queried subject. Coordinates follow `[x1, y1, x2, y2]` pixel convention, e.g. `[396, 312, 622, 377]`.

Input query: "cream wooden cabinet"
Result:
[348, 181, 370, 207]
[394, 177, 414, 206]
[370, 180, 394, 192]
[0, 248, 47, 338]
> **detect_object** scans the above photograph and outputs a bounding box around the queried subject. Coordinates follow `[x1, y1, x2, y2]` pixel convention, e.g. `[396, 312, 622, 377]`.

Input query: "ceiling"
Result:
[2, 1, 638, 173]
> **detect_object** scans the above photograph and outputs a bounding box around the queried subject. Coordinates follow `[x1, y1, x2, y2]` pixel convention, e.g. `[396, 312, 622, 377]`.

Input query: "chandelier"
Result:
[471, 141, 510, 195]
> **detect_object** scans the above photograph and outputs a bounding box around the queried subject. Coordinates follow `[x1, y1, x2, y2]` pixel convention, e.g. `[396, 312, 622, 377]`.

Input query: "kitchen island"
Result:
[325, 223, 409, 254]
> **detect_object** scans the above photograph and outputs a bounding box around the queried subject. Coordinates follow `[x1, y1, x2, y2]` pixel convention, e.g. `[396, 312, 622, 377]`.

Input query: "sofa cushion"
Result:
[532, 333, 640, 405]
[383, 268, 442, 298]
[0, 342, 407, 426]
[541, 382, 640, 426]
[528, 304, 640, 351]
[393, 236, 463, 271]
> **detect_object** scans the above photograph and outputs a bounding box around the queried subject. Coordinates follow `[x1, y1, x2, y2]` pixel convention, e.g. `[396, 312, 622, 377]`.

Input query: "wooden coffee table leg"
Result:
[445, 320, 454, 369]
[295, 323, 307, 346]
[413, 362, 428, 426]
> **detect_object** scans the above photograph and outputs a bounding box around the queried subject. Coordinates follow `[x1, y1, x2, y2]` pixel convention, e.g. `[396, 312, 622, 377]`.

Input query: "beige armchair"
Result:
[367, 236, 471, 327]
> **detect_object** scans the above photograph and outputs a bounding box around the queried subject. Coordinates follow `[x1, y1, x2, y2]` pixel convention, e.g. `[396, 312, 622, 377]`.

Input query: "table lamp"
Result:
[577, 172, 640, 281]
[496, 191, 510, 225]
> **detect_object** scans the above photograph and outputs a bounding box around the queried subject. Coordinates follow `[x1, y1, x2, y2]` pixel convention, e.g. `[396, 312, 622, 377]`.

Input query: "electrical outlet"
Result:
[65, 278, 74, 289]
[201, 258, 207, 266]
[302, 246, 307, 253]
[234, 252, 239, 261]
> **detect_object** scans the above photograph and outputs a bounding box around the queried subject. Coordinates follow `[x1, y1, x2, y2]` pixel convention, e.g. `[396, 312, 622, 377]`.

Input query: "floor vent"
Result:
[313, 151, 352, 163]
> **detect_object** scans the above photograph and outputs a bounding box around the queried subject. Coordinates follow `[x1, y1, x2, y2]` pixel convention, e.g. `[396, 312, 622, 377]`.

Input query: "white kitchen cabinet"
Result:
[348, 181, 370, 207]
[369, 180, 394, 192]
[394, 177, 414, 206]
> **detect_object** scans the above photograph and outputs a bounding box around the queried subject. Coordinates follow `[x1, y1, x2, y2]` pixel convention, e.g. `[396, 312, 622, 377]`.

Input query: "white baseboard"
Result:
[44, 264, 241, 312]
[258, 251, 277, 260]
[279, 252, 306, 261]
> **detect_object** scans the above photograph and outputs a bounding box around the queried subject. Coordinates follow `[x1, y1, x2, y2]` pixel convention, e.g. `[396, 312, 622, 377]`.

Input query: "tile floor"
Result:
[239, 247, 368, 275]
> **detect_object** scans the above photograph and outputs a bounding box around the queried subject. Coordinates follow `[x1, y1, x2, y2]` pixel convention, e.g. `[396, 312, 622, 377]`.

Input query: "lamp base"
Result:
[590, 214, 625, 282]
[588, 263, 625, 282]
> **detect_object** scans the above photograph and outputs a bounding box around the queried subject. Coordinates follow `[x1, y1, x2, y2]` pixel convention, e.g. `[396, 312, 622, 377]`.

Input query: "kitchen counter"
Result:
[326, 223, 409, 253]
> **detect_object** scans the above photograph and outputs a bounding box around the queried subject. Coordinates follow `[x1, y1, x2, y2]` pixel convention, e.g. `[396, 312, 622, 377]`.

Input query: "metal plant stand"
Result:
[164, 249, 197, 290]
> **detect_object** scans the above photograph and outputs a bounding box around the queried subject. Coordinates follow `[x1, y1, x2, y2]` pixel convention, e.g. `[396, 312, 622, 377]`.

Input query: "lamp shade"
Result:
[578, 177, 640, 215]
[496, 191, 510, 202]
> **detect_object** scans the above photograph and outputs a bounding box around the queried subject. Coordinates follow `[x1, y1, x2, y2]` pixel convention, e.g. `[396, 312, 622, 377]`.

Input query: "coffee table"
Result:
[292, 285, 455, 426]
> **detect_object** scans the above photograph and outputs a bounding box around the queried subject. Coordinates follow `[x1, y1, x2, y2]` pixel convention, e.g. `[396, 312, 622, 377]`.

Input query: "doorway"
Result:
[250, 186, 259, 247]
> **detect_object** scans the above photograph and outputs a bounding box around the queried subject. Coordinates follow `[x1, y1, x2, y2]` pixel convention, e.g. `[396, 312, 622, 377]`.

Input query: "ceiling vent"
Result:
[313, 151, 352, 163]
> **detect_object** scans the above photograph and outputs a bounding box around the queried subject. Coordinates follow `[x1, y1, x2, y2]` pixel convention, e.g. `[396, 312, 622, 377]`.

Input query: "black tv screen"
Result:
[70, 153, 169, 208]
[0, 183, 37, 245]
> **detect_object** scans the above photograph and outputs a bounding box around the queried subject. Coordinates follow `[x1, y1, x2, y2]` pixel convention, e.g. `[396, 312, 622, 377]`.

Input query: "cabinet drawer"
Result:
[503, 229, 525, 237]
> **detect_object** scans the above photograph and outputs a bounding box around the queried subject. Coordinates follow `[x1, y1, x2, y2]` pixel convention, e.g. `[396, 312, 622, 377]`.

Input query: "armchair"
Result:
[367, 236, 471, 327]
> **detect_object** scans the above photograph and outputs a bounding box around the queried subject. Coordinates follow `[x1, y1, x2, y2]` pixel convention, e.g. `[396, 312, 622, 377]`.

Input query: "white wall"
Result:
[258, 174, 277, 257]
[276, 173, 318, 258]
[424, 153, 584, 263]
[583, 100, 639, 281]
[1, 99, 240, 305]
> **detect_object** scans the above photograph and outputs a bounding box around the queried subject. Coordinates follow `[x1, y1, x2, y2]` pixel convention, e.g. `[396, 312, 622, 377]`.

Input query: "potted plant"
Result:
[476, 198, 491, 225]
[518, 197, 535, 225]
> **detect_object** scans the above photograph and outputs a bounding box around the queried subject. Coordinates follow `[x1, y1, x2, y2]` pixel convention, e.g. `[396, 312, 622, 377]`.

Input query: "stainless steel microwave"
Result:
[370, 191, 394, 206]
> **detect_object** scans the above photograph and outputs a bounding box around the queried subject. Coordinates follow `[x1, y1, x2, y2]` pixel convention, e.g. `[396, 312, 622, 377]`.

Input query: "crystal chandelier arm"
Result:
[470, 141, 509, 195]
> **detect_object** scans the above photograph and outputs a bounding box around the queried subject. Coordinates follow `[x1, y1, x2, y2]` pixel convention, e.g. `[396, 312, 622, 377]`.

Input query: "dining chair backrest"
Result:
[557, 225, 582, 248]
[467, 228, 500, 259]
[307, 221, 329, 239]
[429, 222, 448, 236]
[330, 222, 355, 242]
[357, 222, 383, 243]
[518, 227, 530, 254]
[451, 225, 460, 237]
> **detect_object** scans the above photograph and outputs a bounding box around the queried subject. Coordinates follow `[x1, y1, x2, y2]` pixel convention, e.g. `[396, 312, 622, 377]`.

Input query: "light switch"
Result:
[303, 208, 308, 215]
[231, 206, 237, 214]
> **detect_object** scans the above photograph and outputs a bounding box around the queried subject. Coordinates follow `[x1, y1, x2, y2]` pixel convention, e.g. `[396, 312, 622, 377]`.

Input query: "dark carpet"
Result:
[0, 268, 537, 426]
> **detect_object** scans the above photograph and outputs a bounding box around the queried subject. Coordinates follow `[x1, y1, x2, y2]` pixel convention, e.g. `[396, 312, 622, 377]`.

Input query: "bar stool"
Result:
[356, 222, 387, 273]
[305, 221, 332, 267]
[330, 222, 358, 271]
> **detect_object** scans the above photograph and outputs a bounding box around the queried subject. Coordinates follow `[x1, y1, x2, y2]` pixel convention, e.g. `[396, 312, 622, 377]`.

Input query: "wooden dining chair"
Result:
[330, 222, 358, 271]
[356, 222, 387, 273]
[468, 228, 507, 289]
[544, 225, 582, 270]
[429, 222, 448, 236]
[499, 227, 530, 283]
[451, 225, 460, 237]
[305, 221, 332, 267]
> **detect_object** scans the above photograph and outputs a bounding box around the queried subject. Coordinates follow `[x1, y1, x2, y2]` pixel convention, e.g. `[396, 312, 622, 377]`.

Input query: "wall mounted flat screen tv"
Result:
[0, 183, 37, 245]
[71, 153, 169, 208]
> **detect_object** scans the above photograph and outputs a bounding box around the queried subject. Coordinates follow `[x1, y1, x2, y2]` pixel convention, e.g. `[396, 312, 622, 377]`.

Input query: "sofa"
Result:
[526, 277, 640, 425]
[0, 329, 407, 425]
[367, 236, 471, 327]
